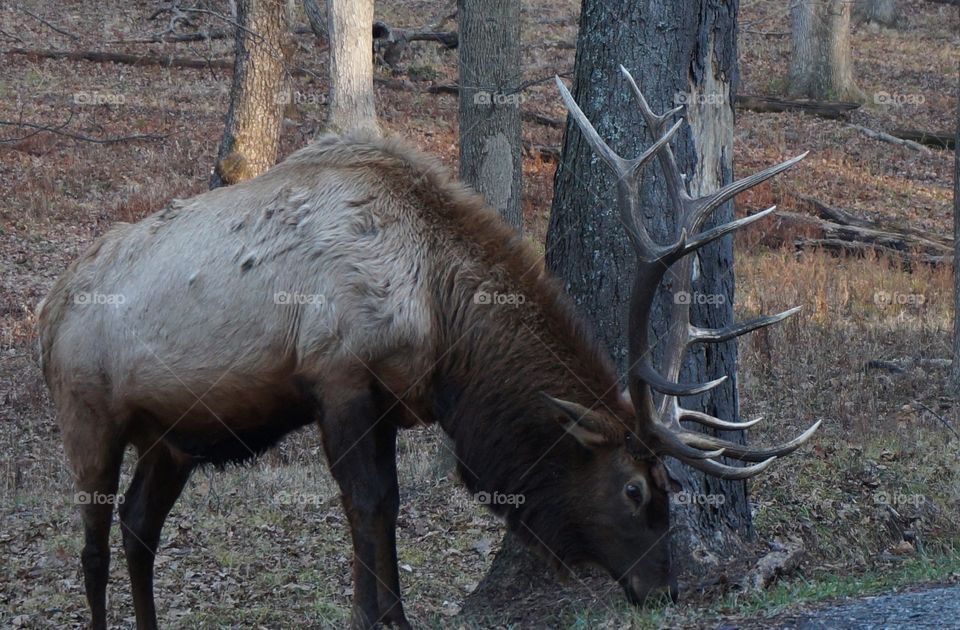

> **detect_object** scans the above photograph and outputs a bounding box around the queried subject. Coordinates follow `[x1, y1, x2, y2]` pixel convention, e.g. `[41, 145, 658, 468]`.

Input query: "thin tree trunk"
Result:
[788, 0, 863, 101]
[951, 60, 960, 392]
[324, 0, 378, 134]
[303, 0, 326, 41]
[854, 0, 899, 26]
[547, 0, 748, 575]
[211, 0, 290, 189]
[456, 0, 523, 232]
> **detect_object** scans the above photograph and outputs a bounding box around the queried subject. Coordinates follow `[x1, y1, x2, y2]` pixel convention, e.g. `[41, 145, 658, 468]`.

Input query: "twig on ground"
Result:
[17, 7, 80, 41]
[914, 400, 960, 440]
[0, 117, 168, 145]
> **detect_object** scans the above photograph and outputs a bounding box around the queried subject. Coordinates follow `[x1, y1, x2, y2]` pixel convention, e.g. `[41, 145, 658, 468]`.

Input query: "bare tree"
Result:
[456, 0, 522, 231]
[854, 0, 899, 26]
[324, 0, 378, 134]
[211, 0, 290, 189]
[788, 0, 863, 101]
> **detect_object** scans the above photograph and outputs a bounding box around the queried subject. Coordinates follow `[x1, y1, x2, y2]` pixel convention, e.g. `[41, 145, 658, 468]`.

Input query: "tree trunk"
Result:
[456, 0, 523, 231]
[211, 0, 290, 189]
[854, 0, 898, 26]
[788, 0, 863, 101]
[951, 61, 960, 392]
[324, 0, 378, 134]
[546, 0, 751, 575]
[303, 0, 326, 41]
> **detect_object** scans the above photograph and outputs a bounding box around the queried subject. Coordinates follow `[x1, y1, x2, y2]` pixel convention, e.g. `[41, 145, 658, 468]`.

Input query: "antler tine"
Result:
[675, 453, 778, 480]
[554, 76, 684, 260]
[675, 420, 823, 462]
[689, 306, 802, 344]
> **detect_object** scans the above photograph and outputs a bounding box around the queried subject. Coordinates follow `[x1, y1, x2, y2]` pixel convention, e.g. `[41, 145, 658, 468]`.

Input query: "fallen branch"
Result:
[0, 118, 168, 145]
[520, 111, 563, 129]
[17, 7, 80, 41]
[914, 400, 960, 440]
[777, 211, 952, 259]
[522, 141, 560, 162]
[848, 123, 932, 154]
[3, 47, 321, 79]
[793, 237, 951, 266]
[5, 47, 233, 70]
[890, 128, 955, 150]
[736, 94, 861, 119]
[108, 25, 316, 44]
[798, 196, 952, 248]
[866, 358, 952, 374]
[736, 540, 804, 593]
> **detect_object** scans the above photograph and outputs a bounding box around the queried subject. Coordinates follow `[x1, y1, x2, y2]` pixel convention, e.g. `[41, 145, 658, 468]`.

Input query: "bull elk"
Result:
[38, 67, 819, 629]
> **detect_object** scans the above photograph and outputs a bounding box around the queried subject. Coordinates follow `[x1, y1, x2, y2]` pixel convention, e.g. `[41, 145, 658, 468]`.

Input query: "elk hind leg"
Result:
[62, 408, 125, 630]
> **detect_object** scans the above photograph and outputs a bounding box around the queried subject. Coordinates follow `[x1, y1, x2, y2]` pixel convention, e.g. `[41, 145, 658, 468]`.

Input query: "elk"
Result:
[38, 67, 819, 630]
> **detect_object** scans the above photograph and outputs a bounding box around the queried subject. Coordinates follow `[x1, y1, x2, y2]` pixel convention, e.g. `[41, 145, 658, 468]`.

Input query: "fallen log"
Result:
[890, 128, 955, 150]
[848, 123, 931, 154]
[735, 94, 861, 119]
[520, 111, 563, 129]
[775, 210, 952, 266]
[793, 237, 951, 266]
[5, 47, 232, 70]
[522, 141, 560, 162]
[736, 540, 804, 593]
[798, 196, 952, 248]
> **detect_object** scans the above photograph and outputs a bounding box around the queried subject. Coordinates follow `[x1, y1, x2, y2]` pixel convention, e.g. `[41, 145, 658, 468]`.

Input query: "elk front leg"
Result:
[370, 418, 410, 629]
[319, 380, 407, 629]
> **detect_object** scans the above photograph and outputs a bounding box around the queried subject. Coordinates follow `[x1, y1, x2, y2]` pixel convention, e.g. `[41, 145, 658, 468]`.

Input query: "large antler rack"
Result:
[556, 67, 821, 480]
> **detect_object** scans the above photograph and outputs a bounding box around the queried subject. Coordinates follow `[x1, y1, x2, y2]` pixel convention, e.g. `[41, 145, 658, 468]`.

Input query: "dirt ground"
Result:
[1, 0, 959, 628]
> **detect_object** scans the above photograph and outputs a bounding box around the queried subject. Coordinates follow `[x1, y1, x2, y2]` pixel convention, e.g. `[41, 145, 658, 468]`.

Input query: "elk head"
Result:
[544, 68, 821, 605]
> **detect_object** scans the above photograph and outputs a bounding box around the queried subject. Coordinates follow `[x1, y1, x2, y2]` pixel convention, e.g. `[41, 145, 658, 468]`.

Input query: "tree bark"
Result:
[545, 0, 750, 576]
[210, 0, 290, 189]
[456, 0, 523, 232]
[303, 0, 326, 41]
[324, 0, 378, 134]
[788, 0, 863, 101]
[947, 6, 959, 393]
[854, 0, 899, 26]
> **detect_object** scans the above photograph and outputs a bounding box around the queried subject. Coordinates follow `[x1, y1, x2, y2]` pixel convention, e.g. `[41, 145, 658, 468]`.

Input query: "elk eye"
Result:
[625, 483, 645, 503]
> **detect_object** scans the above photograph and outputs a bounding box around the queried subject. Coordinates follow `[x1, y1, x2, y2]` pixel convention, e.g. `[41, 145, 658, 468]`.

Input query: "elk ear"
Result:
[540, 393, 611, 448]
[650, 461, 682, 494]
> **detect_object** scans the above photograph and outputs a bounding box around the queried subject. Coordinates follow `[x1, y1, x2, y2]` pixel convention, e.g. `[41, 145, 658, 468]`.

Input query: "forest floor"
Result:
[1, 0, 959, 628]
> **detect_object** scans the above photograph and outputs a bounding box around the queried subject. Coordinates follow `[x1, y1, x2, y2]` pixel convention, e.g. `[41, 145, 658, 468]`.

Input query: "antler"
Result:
[556, 67, 821, 480]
